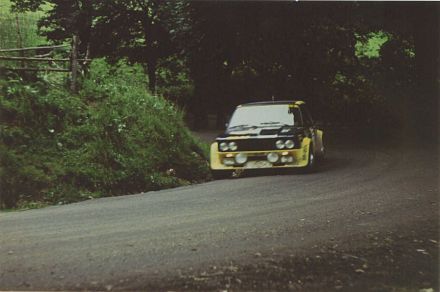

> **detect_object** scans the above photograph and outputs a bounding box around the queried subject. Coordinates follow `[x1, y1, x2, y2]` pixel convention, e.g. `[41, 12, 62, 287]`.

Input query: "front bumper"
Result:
[210, 139, 311, 170]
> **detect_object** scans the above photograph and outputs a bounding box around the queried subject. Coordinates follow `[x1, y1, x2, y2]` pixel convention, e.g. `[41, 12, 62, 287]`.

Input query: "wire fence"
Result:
[0, 7, 46, 52]
[0, 6, 71, 75]
[0, 2, 86, 91]
[0, 15, 44, 50]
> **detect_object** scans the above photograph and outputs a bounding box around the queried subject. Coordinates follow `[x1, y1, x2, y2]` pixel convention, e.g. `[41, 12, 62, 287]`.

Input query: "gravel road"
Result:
[0, 138, 438, 291]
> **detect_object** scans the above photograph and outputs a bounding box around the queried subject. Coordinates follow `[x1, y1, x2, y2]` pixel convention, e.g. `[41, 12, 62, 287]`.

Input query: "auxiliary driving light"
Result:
[267, 152, 279, 163]
[235, 153, 248, 164]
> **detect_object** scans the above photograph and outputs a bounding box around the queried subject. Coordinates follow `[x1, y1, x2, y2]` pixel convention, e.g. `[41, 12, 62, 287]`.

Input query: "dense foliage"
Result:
[182, 2, 438, 134]
[8, 1, 438, 135]
[0, 59, 210, 209]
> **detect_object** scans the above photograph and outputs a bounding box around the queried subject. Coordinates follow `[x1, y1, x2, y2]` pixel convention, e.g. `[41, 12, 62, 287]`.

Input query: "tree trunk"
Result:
[412, 3, 439, 141]
[413, 4, 439, 98]
[191, 81, 208, 130]
[15, 14, 25, 68]
[70, 34, 79, 93]
[147, 59, 157, 94]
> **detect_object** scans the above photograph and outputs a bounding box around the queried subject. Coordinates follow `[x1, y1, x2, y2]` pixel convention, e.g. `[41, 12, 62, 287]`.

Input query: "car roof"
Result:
[238, 100, 305, 107]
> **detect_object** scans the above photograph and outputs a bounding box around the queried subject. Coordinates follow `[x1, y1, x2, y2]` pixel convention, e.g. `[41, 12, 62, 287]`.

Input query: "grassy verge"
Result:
[0, 59, 211, 210]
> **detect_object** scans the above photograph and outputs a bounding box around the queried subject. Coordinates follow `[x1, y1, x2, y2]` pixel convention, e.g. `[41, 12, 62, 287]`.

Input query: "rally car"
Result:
[210, 100, 324, 178]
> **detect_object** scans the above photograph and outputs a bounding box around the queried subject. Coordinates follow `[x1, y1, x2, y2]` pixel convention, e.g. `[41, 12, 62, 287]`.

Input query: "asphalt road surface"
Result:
[1, 137, 438, 291]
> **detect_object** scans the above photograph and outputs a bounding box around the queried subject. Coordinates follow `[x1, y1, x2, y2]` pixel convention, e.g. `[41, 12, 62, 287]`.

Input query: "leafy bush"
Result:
[0, 59, 210, 209]
[156, 55, 194, 108]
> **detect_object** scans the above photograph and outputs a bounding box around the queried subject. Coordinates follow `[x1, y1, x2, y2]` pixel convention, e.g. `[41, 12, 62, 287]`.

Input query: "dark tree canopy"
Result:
[10, 0, 439, 137]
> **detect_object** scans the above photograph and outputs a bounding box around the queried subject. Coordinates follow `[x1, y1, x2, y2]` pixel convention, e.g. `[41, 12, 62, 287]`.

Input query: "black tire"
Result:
[317, 144, 325, 162]
[304, 143, 316, 173]
[211, 170, 233, 180]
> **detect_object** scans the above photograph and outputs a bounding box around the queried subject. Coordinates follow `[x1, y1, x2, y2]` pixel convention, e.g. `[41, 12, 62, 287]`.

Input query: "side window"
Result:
[292, 108, 303, 126]
[301, 105, 314, 126]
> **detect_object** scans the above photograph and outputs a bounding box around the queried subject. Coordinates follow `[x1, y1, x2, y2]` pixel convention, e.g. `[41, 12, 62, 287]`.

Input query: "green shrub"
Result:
[0, 59, 210, 209]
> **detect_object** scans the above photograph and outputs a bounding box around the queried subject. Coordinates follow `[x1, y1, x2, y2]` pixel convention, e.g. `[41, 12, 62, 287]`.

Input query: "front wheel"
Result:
[304, 143, 316, 173]
[317, 145, 325, 162]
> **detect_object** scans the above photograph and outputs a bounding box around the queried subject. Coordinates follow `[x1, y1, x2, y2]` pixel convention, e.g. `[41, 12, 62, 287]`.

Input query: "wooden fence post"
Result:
[15, 14, 26, 69]
[70, 34, 79, 92]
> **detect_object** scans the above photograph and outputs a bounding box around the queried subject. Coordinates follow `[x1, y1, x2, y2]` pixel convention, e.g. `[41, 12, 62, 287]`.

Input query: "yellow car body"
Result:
[210, 101, 324, 174]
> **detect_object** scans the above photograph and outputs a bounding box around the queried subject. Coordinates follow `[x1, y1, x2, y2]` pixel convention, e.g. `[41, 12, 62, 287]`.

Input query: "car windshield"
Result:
[228, 104, 297, 128]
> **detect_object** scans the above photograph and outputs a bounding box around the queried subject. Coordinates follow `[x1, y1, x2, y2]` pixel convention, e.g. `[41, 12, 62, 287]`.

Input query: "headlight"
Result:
[228, 141, 238, 151]
[235, 153, 248, 164]
[267, 152, 279, 163]
[275, 140, 285, 149]
[223, 158, 235, 165]
[219, 142, 229, 151]
[285, 139, 294, 149]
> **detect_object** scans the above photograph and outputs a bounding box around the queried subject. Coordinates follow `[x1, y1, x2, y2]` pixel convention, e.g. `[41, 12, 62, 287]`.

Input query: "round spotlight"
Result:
[228, 141, 238, 151]
[235, 153, 248, 164]
[281, 156, 289, 163]
[267, 152, 279, 163]
[219, 142, 229, 151]
[275, 140, 285, 149]
[285, 139, 295, 149]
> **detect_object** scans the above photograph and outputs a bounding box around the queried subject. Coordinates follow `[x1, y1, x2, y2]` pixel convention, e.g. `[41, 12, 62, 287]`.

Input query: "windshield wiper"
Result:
[259, 122, 291, 126]
[260, 121, 282, 125]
